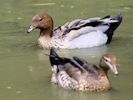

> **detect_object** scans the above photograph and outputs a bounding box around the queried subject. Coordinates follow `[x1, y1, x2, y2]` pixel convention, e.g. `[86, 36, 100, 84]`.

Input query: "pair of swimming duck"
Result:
[27, 12, 122, 92]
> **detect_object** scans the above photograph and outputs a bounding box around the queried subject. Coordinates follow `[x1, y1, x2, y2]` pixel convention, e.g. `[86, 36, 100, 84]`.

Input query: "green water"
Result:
[0, 0, 133, 100]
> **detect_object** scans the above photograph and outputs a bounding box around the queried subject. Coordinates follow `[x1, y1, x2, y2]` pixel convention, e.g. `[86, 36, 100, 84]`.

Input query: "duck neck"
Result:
[99, 65, 109, 76]
[40, 27, 53, 38]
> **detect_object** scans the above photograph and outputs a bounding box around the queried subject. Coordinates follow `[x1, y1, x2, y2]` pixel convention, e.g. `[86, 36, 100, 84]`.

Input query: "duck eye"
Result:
[103, 57, 110, 62]
[105, 59, 108, 62]
[38, 18, 42, 21]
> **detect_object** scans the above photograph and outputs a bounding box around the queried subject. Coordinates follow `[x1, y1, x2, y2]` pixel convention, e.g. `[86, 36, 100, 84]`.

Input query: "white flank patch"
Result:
[65, 30, 107, 48]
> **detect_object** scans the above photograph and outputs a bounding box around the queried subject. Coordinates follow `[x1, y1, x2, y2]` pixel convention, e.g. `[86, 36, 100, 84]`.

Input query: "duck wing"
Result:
[73, 56, 99, 75]
[53, 14, 122, 42]
[53, 18, 102, 39]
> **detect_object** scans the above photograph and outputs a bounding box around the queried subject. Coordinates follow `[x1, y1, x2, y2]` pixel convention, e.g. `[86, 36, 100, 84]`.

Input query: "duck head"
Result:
[27, 12, 53, 35]
[99, 53, 118, 75]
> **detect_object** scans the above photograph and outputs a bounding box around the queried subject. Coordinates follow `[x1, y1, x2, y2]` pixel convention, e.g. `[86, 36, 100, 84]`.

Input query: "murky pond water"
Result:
[0, 0, 133, 100]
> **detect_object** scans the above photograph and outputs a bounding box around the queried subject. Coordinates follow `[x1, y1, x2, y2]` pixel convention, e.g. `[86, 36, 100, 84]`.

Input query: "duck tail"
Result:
[49, 48, 70, 66]
[49, 48, 87, 73]
[105, 13, 123, 43]
[49, 48, 60, 66]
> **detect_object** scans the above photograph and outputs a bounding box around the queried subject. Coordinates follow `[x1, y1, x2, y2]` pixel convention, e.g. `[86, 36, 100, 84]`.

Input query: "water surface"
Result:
[0, 0, 133, 100]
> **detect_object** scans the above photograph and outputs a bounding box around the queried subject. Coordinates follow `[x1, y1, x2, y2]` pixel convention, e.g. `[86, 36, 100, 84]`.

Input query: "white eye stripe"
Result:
[103, 56, 111, 62]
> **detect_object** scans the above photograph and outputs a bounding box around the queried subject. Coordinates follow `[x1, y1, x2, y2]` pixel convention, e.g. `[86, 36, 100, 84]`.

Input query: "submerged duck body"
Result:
[27, 12, 122, 49]
[47, 48, 118, 92]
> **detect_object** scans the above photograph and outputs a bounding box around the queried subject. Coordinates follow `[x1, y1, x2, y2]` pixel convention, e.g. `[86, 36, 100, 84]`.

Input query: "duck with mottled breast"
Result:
[46, 48, 118, 92]
[27, 12, 122, 49]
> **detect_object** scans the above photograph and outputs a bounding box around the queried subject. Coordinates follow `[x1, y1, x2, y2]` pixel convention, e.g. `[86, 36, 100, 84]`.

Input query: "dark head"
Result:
[99, 53, 118, 75]
[27, 12, 53, 34]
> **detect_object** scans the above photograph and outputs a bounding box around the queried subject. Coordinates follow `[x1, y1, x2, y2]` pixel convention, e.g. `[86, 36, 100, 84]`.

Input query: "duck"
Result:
[46, 48, 118, 92]
[27, 12, 122, 49]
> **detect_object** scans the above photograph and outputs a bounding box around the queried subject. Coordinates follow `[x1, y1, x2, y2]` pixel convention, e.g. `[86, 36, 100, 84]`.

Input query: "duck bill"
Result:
[107, 62, 118, 75]
[111, 65, 118, 75]
[27, 25, 35, 33]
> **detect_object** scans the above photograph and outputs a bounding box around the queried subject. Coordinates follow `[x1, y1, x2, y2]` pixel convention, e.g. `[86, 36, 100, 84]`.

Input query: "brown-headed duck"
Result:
[27, 12, 122, 49]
